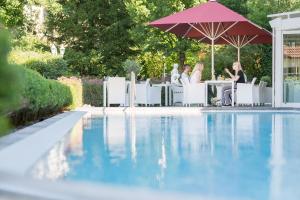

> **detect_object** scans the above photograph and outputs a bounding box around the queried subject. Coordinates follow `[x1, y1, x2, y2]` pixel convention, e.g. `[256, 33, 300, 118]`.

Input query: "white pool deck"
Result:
[0, 106, 299, 200]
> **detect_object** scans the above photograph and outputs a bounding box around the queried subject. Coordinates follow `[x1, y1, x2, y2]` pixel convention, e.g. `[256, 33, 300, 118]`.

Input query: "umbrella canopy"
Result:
[149, 0, 272, 79]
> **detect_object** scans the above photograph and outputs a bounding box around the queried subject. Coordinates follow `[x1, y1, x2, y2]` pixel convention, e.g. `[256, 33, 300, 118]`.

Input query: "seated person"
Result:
[190, 62, 204, 83]
[221, 61, 246, 106]
[180, 64, 191, 84]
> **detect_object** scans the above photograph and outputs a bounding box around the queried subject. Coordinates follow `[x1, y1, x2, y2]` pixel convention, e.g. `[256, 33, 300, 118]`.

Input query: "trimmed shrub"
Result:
[9, 50, 70, 79]
[9, 66, 72, 127]
[25, 58, 70, 79]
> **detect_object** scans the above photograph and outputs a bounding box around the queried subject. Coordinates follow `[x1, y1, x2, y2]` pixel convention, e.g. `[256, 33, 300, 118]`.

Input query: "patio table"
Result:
[205, 80, 235, 107]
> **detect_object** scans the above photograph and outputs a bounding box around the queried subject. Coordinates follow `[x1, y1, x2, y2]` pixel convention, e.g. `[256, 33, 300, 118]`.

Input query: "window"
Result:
[283, 34, 300, 103]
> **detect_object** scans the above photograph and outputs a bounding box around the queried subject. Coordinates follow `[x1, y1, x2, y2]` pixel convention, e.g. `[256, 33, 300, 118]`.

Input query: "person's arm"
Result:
[225, 68, 234, 78]
[225, 68, 240, 81]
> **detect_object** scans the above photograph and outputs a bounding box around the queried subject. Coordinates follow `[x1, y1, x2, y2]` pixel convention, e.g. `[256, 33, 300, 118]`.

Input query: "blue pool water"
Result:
[31, 112, 300, 200]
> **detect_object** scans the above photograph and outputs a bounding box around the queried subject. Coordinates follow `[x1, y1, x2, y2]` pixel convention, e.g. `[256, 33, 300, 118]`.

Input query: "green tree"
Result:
[47, 0, 134, 76]
[125, 0, 206, 70]
[0, 0, 25, 29]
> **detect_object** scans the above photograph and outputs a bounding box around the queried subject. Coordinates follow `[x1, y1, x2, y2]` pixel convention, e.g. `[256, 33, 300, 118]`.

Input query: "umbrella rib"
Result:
[183, 26, 192, 38]
[215, 21, 239, 39]
[199, 23, 211, 38]
[221, 36, 238, 48]
[189, 23, 212, 40]
[166, 23, 179, 32]
[241, 35, 258, 48]
[198, 36, 206, 42]
[228, 35, 238, 47]
[214, 22, 222, 38]
[240, 35, 247, 47]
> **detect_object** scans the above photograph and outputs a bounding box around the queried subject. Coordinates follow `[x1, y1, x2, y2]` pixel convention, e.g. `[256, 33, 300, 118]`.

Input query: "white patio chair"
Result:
[135, 79, 162, 106]
[182, 83, 206, 106]
[171, 84, 183, 105]
[257, 81, 267, 105]
[236, 78, 258, 106]
[107, 77, 126, 106]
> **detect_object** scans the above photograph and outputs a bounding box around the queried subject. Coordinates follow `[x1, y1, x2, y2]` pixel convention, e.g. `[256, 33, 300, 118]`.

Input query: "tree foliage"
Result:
[2, 0, 300, 82]
[46, 0, 134, 76]
[0, 0, 25, 28]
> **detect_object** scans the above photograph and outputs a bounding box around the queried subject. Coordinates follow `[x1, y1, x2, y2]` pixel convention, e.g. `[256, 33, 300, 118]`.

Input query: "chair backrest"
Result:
[251, 77, 257, 85]
[107, 77, 126, 105]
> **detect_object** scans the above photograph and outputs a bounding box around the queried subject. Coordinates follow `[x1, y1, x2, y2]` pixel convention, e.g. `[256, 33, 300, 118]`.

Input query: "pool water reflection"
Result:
[31, 112, 300, 200]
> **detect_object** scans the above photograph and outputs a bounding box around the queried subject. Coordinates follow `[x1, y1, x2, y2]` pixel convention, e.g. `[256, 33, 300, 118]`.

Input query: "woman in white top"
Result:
[190, 62, 204, 83]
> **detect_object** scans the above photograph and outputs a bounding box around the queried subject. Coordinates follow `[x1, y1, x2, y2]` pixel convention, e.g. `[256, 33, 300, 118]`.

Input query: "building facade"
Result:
[269, 12, 300, 107]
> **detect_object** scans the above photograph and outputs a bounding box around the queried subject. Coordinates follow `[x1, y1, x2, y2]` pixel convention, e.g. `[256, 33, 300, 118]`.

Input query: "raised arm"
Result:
[225, 68, 240, 81]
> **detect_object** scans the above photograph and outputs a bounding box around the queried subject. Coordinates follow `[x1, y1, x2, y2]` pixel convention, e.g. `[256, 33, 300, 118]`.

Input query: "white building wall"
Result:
[269, 12, 300, 107]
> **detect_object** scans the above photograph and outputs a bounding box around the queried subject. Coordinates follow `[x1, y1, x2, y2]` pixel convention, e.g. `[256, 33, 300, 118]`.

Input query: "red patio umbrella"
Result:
[149, 0, 272, 79]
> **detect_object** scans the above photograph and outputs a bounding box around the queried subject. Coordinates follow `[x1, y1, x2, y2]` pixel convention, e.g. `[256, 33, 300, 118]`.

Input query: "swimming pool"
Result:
[31, 112, 300, 200]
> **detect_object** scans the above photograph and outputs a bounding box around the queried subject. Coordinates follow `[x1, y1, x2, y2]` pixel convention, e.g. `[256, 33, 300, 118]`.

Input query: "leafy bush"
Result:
[261, 75, 272, 87]
[138, 52, 164, 79]
[25, 58, 70, 79]
[9, 49, 70, 79]
[9, 66, 72, 127]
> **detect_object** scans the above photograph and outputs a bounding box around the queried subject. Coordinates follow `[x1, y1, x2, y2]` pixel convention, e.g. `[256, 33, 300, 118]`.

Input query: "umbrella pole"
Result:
[211, 39, 215, 80]
[237, 35, 240, 62]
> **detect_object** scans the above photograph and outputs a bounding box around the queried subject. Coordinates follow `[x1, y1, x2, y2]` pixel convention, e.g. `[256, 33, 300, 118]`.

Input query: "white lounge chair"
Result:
[106, 77, 126, 106]
[182, 83, 206, 106]
[135, 79, 162, 106]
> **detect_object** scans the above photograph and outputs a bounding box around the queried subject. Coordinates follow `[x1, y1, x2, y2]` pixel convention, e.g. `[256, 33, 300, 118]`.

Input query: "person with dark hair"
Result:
[180, 64, 191, 84]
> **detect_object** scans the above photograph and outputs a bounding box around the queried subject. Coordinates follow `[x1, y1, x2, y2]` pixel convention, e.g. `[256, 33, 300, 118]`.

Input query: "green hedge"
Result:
[9, 50, 70, 79]
[9, 66, 72, 126]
